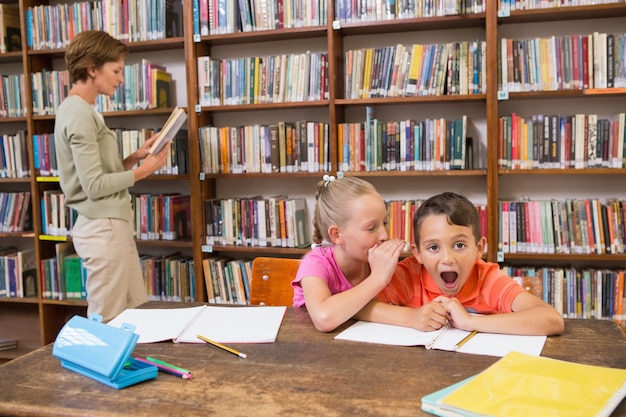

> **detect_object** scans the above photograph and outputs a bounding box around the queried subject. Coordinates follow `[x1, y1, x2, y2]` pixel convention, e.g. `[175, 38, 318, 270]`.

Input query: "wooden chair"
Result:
[249, 257, 301, 306]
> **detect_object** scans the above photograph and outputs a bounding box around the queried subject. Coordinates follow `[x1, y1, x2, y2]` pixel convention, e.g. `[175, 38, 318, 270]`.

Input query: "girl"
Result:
[292, 175, 410, 332]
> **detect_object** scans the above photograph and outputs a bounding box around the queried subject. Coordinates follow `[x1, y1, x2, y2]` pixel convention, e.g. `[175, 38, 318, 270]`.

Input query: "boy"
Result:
[378, 192, 564, 336]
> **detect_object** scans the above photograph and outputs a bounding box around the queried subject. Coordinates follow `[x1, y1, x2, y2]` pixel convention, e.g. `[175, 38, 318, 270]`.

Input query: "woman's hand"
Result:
[134, 134, 159, 160]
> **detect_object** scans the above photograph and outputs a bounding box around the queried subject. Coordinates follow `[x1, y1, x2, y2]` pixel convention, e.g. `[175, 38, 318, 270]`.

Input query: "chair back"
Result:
[249, 257, 301, 306]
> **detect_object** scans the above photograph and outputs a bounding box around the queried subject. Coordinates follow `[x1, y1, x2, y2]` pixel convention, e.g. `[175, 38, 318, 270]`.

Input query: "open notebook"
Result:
[107, 305, 286, 344]
[334, 321, 546, 357]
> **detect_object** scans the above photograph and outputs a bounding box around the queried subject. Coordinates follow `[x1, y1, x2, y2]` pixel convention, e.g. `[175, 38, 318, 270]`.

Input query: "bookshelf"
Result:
[0, 0, 625, 359]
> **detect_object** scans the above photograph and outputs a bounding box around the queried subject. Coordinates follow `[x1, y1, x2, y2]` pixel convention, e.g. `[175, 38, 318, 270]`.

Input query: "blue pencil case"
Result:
[52, 314, 158, 389]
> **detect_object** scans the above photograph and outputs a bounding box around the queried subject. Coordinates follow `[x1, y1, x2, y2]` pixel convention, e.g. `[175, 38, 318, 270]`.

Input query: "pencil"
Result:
[454, 330, 478, 350]
[135, 357, 192, 379]
[145, 357, 191, 374]
[197, 335, 247, 359]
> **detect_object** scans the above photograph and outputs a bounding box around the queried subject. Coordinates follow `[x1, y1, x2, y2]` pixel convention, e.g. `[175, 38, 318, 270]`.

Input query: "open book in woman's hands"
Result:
[149, 107, 187, 154]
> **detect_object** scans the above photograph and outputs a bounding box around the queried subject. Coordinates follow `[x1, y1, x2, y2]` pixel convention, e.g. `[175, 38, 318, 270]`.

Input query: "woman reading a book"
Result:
[54, 31, 171, 322]
[378, 192, 564, 336]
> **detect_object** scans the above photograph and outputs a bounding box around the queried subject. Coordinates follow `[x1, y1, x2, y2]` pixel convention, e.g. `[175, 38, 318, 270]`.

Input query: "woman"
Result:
[54, 30, 170, 322]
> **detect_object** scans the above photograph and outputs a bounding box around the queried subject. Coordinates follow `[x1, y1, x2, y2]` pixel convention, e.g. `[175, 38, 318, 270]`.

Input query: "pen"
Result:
[145, 357, 191, 374]
[454, 330, 478, 351]
[197, 335, 247, 359]
[135, 357, 192, 379]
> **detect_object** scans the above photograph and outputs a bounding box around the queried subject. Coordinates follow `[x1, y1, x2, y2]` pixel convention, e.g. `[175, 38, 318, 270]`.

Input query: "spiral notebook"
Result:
[108, 305, 286, 344]
[334, 321, 546, 357]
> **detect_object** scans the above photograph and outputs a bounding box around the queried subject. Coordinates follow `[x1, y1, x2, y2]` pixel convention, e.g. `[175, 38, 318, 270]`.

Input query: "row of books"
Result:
[338, 115, 473, 172]
[34, 129, 187, 180]
[39, 190, 192, 242]
[0, 192, 31, 234]
[143, 253, 195, 302]
[195, 0, 327, 35]
[40, 242, 86, 300]
[504, 265, 626, 324]
[335, 0, 486, 22]
[204, 196, 487, 250]
[202, 257, 252, 305]
[0, 74, 25, 118]
[197, 52, 329, 106]
[498, 112, 626, 170]
[25, 0, 183, 51]
[345, 40, 487, 99]
[132, 194, 191, 241]
[40, 190, 77, 237]
[498, 32, 626, 93]
[0, 3, 20, 54]
[31, 60, 174, 116]
[0, 248, 36, 299]
[498, 198, 626, 255]
[1, 131, 28, 178]
[498, 0, 624, 13]
[198, 121, 330, 174]
[204, 196, 309, 248]
[116, 128, 189, 175]
[39, 243, 196, 302]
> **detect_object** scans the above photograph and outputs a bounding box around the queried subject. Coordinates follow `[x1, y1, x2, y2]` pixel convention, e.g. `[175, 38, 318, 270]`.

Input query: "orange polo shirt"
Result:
[378, 257, 525, 313]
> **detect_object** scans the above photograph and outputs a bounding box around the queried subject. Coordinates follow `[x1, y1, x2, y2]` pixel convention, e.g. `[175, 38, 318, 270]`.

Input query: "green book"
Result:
[64, 254, 82, 300]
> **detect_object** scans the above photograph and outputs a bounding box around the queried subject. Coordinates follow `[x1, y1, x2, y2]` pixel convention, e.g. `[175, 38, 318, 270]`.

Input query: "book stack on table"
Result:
[0, 338, 16, 352]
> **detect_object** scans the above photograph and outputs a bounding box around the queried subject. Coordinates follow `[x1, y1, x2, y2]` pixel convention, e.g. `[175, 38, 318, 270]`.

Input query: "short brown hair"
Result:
[413, 192, 481, 246]
[65, 31, 128, 84]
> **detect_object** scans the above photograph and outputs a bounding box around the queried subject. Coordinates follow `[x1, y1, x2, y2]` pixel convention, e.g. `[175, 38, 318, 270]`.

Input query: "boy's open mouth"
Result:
[440, 271, 458, 287]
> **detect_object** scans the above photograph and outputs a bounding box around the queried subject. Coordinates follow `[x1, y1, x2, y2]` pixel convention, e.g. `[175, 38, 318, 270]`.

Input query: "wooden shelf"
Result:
[1, 0, 624, 357]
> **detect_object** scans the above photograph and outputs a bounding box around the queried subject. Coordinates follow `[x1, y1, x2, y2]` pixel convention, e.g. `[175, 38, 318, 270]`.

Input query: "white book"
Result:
[108, 305, 287, 344]
[149, 107, 188, 154]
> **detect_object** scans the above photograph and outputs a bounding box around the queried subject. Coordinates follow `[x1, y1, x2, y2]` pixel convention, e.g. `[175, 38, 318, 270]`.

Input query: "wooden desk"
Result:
[0, 302, 625, 417]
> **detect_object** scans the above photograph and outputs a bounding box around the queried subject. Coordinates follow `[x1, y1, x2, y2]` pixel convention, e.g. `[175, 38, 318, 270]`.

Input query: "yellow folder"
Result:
[439, 351, 626, 417]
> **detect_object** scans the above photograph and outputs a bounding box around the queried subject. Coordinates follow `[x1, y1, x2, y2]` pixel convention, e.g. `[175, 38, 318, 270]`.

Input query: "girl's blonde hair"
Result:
[312, 177, 379, 244]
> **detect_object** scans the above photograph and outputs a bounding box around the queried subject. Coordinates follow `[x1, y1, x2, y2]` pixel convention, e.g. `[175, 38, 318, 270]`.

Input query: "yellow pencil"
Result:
[454, 330, 478, 350]
[197, 335, 247, 359]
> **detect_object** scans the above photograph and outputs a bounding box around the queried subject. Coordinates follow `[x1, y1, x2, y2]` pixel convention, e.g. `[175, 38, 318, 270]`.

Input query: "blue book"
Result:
[421, 376, 477, 417]
[191, 0, 200, 36]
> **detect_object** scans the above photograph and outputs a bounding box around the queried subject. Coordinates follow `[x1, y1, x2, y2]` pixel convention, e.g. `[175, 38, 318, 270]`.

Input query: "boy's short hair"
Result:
[413, 192, 481, 246]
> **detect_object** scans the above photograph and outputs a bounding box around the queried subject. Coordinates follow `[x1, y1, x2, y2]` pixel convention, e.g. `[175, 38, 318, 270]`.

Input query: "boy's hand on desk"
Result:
[438, 297, 474, 331]
[409, 300, 448, 331]
[367, 239, 405, 285]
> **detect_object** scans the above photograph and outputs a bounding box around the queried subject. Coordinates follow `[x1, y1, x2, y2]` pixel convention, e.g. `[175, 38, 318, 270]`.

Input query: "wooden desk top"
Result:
[1, 303, 625, 417]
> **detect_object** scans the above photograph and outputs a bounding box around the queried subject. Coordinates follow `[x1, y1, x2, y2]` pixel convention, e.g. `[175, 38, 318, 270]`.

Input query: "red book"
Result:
[571, 34, 580, 89]
[581, 35, 590, 89]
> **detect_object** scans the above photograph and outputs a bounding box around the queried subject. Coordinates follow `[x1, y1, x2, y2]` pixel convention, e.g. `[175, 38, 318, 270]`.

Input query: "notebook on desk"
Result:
[334, 321, 546, 357]
[108, 305, 287, 344]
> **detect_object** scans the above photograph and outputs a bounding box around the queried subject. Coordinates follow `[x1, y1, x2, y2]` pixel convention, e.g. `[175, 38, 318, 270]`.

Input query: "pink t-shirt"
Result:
[292, 246, 353, 307]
